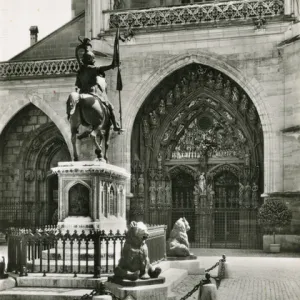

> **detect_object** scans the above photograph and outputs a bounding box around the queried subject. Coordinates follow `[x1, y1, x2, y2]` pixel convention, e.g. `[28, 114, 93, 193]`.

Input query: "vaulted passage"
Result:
[130, 63, 264, 249]
[0, 104, 71, 228]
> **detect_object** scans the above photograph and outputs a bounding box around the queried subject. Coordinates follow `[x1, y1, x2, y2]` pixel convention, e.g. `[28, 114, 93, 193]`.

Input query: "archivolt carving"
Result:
[207, 164, 242, 180]
[167, 165, 198, 179]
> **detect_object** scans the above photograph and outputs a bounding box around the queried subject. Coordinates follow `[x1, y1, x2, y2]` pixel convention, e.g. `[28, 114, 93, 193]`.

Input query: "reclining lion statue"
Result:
[114, 221, 162, 281]
[167, 217, 191, 257]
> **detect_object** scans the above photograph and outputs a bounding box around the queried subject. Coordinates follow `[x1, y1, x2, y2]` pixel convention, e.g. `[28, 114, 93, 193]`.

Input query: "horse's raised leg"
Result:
[90, 129, 105, 162]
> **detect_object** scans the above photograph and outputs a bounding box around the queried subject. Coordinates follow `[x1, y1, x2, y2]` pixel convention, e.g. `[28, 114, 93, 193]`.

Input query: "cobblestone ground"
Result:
[174, 250, 300, 300]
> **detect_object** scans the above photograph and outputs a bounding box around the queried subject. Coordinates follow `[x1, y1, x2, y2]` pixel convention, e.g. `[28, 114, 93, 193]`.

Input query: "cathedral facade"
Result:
[0, 0, 299, 248]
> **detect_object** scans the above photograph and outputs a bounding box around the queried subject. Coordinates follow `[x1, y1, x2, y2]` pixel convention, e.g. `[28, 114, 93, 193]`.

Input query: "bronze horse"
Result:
[67, 91, 112, 162]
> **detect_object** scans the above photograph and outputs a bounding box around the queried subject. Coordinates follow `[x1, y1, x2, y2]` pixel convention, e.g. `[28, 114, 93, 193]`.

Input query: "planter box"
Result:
[263, 235, 300, 252]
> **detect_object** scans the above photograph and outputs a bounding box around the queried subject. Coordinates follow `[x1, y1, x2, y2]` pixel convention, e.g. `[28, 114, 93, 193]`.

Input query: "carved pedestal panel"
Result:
[51, 161, 130, 232]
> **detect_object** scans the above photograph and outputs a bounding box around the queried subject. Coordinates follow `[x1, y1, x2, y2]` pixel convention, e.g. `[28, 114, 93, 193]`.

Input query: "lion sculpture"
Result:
[114, 221, 162, 281]
[167, 217, 191, 257]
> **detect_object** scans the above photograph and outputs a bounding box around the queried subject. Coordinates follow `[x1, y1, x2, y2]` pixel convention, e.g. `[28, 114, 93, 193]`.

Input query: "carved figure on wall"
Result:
[166, 90, 174, 106]
[158, 99, 166, 115]
[174, 84, 181, 104]
[252, 182, 258, 206]
[198, 173, 206, 195]
[142, 118, 150, 139]
[131, 174, 137, 195]
[223, 79, 231, 99]
[138, 174, 144, 196]
[206, 71, 215, 88]
[24, 170, 35, 181]
[180, 77, 189, 98]
[240, 94, 248, 113]
[239, 182, 245, 205]
[189, 71, 197, 91]
[149, 111, 158, 128]
[36, 169, 45, 181]
[114, 221, 162, 280]
[244, 183, 252, 206]
[165, 182, 171, 205]
[232, 86, 239, 104]
[149, 181, 156, 205]
[157, 152, 162, 170]
[66, 37, 121, 161]
[157, 182, 164, 203]
[167, 217, 192, 257]
[248, 105, 257, 123]
[207, 184, 215, 208]
[245, 151, 251, 167]
[215, 73, 223, 90]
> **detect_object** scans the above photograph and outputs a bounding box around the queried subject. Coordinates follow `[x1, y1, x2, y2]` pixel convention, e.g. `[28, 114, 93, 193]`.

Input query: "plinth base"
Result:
[107, 276, 165, 287]
[167, 254, 197, 260]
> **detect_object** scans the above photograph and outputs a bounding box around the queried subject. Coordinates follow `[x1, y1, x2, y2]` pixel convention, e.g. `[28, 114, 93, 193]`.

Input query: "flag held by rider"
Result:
[112, 27, 123, 130]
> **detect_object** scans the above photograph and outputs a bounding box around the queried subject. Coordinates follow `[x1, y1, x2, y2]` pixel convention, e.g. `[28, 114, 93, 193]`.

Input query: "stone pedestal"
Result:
[51, 161, 130, 233]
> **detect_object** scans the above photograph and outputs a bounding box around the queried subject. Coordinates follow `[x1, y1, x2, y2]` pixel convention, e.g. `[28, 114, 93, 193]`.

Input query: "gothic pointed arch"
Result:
[130, 62, 263, 249]
[0, 103, 71, 228]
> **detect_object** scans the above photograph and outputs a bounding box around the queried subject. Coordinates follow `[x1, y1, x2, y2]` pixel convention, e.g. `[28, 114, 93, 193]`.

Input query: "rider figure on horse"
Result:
[74, 50, 121, 132]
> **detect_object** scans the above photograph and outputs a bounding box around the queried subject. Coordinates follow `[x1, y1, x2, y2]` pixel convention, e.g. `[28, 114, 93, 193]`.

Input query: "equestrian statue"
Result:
[66, 37, 122, 162]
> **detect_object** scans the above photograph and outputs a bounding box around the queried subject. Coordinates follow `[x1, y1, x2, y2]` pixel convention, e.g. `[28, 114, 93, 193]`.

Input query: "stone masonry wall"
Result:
[282, 25, 300, 192]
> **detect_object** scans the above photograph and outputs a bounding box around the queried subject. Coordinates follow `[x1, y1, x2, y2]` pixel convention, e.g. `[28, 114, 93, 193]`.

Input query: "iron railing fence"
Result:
[7, 224, 167, 277]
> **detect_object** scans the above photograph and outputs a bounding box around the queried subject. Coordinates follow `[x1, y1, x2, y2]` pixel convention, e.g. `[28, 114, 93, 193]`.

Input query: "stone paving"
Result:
[174, 249, 300, 300]
[2, 244, 300, 300]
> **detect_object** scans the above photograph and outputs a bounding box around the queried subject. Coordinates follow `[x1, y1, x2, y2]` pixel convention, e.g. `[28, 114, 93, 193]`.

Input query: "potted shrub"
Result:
[258, 199, 292, 253]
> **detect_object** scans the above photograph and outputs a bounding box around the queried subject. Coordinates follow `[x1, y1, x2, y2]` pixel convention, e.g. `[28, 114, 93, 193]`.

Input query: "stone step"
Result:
[16, 273, 106, 289]
[0, 287, 94, 300]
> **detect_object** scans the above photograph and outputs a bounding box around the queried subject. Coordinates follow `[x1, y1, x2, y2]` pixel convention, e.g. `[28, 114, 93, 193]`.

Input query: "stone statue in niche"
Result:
[149, 181, 156, 205]
[189, 71, 197, 91]
[157, 152, 162, 170]
[166, 90, 174, 107]
[252, 182, 258, 206]
[207, 184, 215, 208]
[131, 173, 137, 195]
[244, 183, 252, 206]
[232, 86, 239, 104]
[180, 77, 189, 98]
[245, 151, 251, 167]
[206, 71, 215, 88]
[174, 84, 181, 104]
[24, 169, 35, 181]
[215, 73, 223, 90]
[198, 173, 206, 195]
[167, 217, 194, 257]
[158, 99, 166, 115]
[248, 105, 257, 123]
[138, 174, 144, 196]
[149, 111, 158, 128]
[36, 169, 45, 181]
[223, 79, 231, 99]
[113, 221, 162, 281]
[157, 182, 164, 203]
[165, 182, 171, 205]
[240, 94, 248, 113]
[239, 182, 245, 205]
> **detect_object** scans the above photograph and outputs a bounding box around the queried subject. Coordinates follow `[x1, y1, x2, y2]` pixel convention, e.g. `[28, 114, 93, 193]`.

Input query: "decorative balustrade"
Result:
[108, 0, 284, 29]
[7, 224, 167, 277]
[0, 59, 79, 80]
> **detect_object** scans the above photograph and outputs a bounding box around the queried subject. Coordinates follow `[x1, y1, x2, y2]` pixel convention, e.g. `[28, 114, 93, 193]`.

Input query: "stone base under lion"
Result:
[107, 275, 165, 287]
[167, 254, 197, 261]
